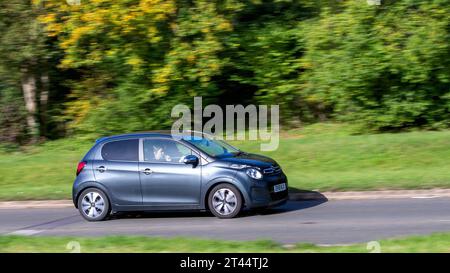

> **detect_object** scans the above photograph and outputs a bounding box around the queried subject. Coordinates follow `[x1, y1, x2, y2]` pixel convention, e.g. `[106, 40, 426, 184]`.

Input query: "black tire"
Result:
[77, 188, 111, 221]
[208, 183, 243, 219]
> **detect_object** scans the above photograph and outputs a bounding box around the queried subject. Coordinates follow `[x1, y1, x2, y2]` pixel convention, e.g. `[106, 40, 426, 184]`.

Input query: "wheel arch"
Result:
[202, 178, 250, 210]
[74, 182, 112, 209]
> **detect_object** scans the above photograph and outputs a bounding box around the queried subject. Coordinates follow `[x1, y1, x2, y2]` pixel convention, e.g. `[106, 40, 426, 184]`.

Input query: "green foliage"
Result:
[41, 0, 238, 136]
[226, 15, 308, 125]
[0, 1, 49, 72]
[301, 0, 450, 130]
[0, 0, 449, 143]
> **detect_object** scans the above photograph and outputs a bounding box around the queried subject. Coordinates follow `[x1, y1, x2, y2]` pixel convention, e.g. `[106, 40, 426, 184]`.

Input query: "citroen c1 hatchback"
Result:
[73, 132, 288, 221]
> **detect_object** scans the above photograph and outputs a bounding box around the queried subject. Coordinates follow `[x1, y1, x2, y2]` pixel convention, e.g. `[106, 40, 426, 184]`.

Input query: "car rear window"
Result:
[101, 139, 139, 161]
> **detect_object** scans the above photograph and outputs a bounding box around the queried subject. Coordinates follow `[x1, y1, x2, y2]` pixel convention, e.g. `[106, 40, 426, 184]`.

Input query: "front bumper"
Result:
[247, 172, 289, 208]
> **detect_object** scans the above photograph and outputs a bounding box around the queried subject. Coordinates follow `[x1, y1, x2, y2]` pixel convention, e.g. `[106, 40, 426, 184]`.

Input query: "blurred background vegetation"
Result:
[1, 1, 449, 250]
[0, 0, 448, 147]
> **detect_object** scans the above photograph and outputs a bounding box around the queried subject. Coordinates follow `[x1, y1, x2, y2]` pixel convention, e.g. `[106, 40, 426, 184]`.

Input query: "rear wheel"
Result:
[77, 188, 110, 221]
[208, 184, 242, 219]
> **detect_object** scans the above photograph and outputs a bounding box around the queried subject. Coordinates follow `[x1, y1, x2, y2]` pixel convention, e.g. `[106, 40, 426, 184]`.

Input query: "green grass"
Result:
[232, 123, 450, 191]
[1, 232, 450, 253]
[0, 123, 449, 200]
[0, 138, 92, 200]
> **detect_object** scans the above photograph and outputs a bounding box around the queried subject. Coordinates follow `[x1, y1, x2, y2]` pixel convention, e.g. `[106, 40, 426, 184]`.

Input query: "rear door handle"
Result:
[96, 166, 106, 173]
[143, 168, 153, 175]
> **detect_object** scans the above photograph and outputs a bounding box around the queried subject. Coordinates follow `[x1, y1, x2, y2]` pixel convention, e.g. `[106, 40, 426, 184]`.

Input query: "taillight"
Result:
[76, 161, 87, 176]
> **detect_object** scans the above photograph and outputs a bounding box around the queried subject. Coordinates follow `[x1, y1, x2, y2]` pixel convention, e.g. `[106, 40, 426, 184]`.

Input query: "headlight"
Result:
[246, 168, 263, 179]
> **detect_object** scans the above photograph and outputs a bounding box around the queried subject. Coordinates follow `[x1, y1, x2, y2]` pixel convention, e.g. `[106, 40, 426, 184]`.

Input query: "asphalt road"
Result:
[2, 198, 450, 245]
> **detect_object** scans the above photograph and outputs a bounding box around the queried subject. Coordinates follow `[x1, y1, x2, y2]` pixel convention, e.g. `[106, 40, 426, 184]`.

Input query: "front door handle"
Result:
[143, 168, 153, 175]
[96, 166, 106, 173]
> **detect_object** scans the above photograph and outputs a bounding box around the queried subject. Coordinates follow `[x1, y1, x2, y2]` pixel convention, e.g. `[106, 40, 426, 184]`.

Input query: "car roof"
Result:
[93, 131, 215, 162]
[95, 131, 210, 143]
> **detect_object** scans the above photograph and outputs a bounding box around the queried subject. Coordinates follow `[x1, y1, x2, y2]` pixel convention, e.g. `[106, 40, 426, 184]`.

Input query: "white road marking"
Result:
[410, 196, 441, 199]
[8, 229, 43, 236]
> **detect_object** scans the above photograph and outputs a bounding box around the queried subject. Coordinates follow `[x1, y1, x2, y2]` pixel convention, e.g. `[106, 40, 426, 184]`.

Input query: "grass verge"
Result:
[1, 232, 450, 253]
[0, 123, 449, 200]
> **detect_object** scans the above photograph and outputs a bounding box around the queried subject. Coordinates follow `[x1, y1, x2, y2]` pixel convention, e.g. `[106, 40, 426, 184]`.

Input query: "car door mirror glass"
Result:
[183, 155, 199, 166]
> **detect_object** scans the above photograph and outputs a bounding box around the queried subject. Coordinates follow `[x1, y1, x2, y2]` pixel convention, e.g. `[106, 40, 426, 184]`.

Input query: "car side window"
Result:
[143, 139, 193, 163]
[101, 139, 139, 161]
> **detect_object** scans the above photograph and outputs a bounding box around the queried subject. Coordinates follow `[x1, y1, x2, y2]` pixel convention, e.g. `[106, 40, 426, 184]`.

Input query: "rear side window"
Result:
[101, 139, 139, 161]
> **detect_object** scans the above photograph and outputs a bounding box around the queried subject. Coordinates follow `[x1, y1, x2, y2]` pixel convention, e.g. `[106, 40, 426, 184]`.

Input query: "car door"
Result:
[93, 138, 142, 206]
[139, 138, 202, 206]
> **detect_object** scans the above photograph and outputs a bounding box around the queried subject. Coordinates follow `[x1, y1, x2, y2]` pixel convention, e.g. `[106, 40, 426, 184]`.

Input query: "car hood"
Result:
[217, 153, 278, 169]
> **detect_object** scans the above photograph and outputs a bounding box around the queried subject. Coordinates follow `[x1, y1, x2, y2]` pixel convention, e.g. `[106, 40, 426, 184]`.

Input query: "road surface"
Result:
[2, 198, 450, 244]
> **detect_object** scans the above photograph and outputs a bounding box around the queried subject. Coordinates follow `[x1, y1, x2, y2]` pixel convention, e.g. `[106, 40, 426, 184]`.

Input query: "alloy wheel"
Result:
[212, 188, 238, 216]
[81, 191, 105, 219]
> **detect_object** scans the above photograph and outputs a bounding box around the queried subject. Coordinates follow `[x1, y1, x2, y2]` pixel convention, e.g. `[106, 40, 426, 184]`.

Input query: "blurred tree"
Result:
[1, 0, 448, 144]
[0, 0, 55, 143]
[40, 0, 238, 136]
[223, 0, 321, 127]
[0, 86, 27, 145]
[300, 0, 450, 130]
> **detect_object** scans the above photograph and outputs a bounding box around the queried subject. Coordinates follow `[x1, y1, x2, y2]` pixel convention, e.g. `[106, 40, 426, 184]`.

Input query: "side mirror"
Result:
[183, 155, 199, 166]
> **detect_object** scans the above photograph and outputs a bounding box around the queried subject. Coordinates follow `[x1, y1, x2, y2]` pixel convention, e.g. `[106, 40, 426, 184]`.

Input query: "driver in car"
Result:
[153, 142, 186, 162]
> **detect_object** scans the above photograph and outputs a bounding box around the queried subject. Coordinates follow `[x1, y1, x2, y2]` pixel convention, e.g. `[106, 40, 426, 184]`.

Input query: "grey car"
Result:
[73, 132, 288, 221]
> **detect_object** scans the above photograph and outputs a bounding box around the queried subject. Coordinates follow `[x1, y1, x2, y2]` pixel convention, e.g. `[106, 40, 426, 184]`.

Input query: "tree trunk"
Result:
[21, 68, 39, 143]
[39, 72, 49, 139]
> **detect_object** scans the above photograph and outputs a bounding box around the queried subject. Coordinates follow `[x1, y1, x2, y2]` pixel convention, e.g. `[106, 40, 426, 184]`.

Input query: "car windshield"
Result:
[182, 135, 240, 157]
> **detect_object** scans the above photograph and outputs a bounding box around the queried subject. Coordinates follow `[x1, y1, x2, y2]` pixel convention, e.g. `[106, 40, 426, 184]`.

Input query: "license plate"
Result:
[273, 183, 287, 193]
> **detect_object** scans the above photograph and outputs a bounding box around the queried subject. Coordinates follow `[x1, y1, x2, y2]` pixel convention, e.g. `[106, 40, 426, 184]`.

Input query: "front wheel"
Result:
[208, 184, 243, 219]
[77, 188, 110, 221]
